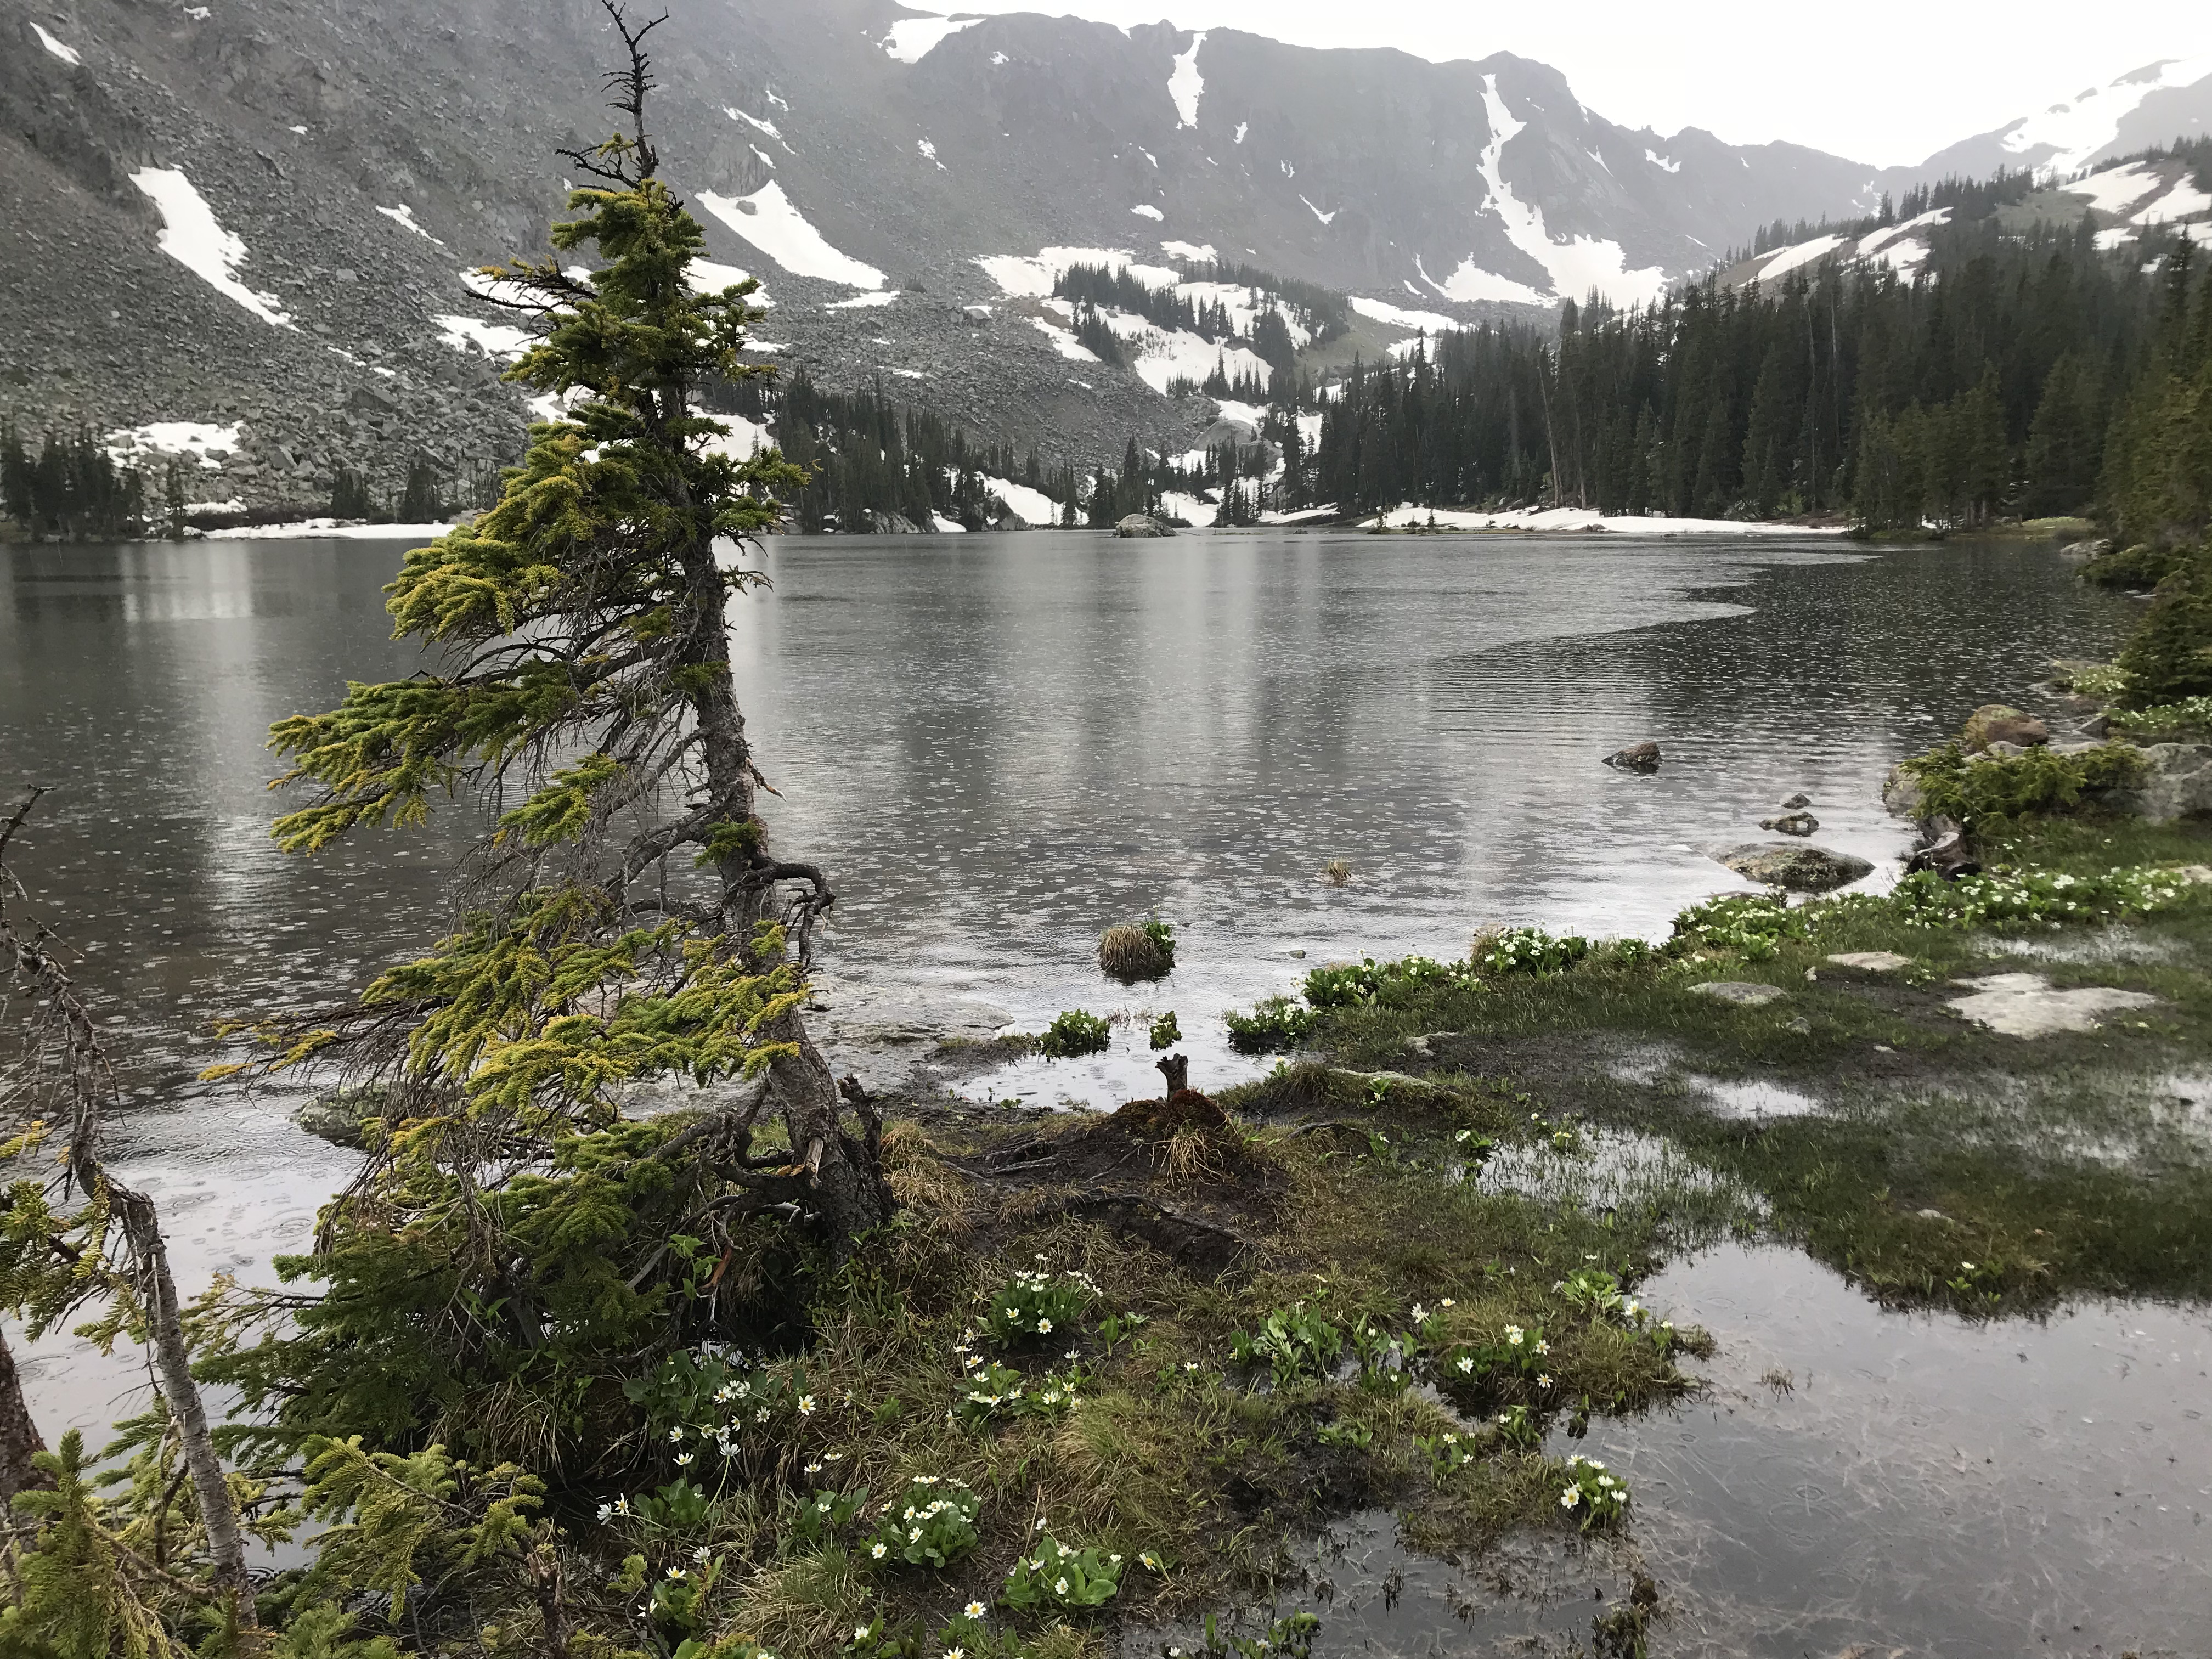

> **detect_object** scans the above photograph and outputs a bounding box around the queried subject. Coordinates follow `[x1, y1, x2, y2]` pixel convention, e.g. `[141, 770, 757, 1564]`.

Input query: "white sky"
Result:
[901, 1, 2212, 167]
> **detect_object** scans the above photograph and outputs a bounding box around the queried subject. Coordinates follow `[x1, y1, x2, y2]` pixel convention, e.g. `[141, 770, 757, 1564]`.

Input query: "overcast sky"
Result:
[902, 1, 2212, 166]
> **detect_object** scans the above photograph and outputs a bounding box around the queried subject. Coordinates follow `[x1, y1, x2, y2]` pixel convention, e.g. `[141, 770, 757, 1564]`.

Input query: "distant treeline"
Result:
[1297, 212, 2204, 529]
[1, 423, 157, 539]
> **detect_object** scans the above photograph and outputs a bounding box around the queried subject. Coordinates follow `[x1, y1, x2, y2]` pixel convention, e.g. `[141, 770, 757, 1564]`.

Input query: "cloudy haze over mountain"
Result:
[898, 0, 2212, 165]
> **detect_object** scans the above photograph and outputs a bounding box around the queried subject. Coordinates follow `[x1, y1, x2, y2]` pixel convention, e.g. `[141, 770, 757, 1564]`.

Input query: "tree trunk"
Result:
[0, 1323, 52, 1505]
[679, 539, 889, 1252]
[111, 1184, 256, 1626]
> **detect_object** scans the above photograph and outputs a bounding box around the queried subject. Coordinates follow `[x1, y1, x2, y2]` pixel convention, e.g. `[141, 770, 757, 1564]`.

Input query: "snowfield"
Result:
[881, 17, 982, 64]
[2063, 162, 2166, 217]
[129, 169, 296, 329]
[2001, 57, 2212, 177]
[696, 182, 885, 289]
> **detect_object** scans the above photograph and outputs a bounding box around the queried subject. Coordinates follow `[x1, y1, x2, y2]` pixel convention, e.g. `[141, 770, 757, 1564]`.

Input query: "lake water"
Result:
[2, 528, 2178, 1650]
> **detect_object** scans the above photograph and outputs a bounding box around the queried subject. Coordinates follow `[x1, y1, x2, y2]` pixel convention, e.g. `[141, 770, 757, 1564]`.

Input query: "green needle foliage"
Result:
[197, 3, 892, 1494]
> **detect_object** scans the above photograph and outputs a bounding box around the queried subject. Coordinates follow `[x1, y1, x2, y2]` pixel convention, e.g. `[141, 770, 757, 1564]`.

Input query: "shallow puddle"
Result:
[1223, 1245, 2212, 1657]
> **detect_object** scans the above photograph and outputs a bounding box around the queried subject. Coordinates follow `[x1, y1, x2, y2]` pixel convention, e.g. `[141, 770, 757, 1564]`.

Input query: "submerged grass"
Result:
[1260, 817, 2212, 1314]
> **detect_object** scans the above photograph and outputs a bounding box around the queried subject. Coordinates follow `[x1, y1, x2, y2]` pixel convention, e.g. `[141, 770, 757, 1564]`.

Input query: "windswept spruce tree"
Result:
[194, 4, 890, 1474]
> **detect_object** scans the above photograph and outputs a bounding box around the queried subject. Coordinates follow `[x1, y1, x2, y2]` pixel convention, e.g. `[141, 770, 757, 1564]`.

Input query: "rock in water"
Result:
[1718, 842, 1876, 892]
[1116, 514, 1174, 538]
[1780, 793, 1812, 809]
[1605, 741, 1661, 771]
[1959, 704, 2050, 753]
[1760, 811, 1820, 836]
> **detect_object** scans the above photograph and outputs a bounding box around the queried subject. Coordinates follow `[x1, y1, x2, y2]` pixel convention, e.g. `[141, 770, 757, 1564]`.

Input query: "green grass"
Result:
[1267, 816, 2212, 1314]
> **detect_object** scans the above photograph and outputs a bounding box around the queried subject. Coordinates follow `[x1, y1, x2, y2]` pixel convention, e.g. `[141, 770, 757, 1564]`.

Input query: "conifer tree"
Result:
[232, 0, 889, 1277]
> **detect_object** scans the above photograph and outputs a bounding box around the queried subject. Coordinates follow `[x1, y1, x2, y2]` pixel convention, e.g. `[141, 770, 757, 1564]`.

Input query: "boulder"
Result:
[1605, 741, 1662, 771]
[1959, 704, 2049, 753]
[1780, 793, 1812, 810]
[1116, 514, 1175, 538]
[1760, 811, 1820, 836]
[2110, 743, 2212, 823]
[1689, 981, 1786, 1007]
[1882, 764, 1927, 821]
[1718, 842, 1876, 892]
[2058, 538, 2112, 560]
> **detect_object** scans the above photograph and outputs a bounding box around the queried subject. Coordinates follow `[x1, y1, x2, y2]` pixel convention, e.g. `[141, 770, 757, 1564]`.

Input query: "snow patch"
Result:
[1300, 195, 1336, 226]
[31, 22, 82, 65]
[882, 17, 981, 64]
[1234, 121, 1248, 145]
[1374, 504, 1850, 536]
[104, 421, 241, 471]
[932, 513, 969, 533]
[206, 520, 458, 541]
[435, 315, 533, 360]
[1132, 204, 1165, 221]
[1756, 233, 1846, 280]
[2063, 162, 2165, 216]
[2003, 57, 2212, 177]
[916, 139, 944, 169]
[1461, 77, 1668, 308]
[696, 182, 885, 289]
[1420, 251, 1549, 309]
[1351, 295, 1460, 333]
[375, 204, 444, 245]
[1169, 31, 1207, 127]
[702, 414, 774, 461]
[983, 476, 1059, 524]
[1030, 315, 1101, 362]
[685, 259, 769, 304]
[976, 246, 1137, 298]
[2133, 178, 2212, 224]
[827, 290, 900, 309]
[725, 106, 782, 140]
[1160, 240, 1218, 262]
[129, 169, 296, 329]
[1645, 149, 1680, 174]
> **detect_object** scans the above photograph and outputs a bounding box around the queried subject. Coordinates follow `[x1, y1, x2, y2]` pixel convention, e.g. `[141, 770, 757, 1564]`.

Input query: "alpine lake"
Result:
[3, 527, 2207, 1658]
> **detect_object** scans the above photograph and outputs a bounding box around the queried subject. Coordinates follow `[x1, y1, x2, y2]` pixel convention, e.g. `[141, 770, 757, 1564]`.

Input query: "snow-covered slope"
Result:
[8, 0, 2210, 513]
[1908, 58, 2212, 183]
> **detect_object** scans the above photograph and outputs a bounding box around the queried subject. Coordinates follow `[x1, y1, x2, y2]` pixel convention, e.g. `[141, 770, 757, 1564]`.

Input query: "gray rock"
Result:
[2058, 538, 2112, 560]
[1115, 514, 1175, 538]
[1827, 951, 1914, 973]
[2110, 744, 2212, 823]
[1605, 741, 1662, 771]
[1945, 972, 2159, 1038]
[1760, 811, 1820, 836]
[1882, 763, 1927, 821]
[1780, 793, 1812, 810]
[1718, 842, 1876, 892]
[1689, 981, 1786, 1007]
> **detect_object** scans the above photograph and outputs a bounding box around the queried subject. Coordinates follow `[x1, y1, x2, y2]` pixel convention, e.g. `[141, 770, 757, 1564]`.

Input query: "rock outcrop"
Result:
[2111, 743, 2212, 822]
[1115, 515, 1175, 538]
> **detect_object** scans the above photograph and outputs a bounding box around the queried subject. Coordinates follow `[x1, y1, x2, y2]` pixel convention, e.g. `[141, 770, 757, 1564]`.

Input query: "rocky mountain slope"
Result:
[3, 0, 2207, 521]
